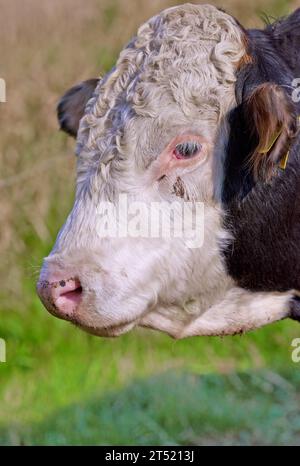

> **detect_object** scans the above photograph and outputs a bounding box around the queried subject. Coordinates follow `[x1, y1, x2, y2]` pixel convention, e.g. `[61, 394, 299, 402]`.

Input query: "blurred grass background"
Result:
[1, 0, 300, 446]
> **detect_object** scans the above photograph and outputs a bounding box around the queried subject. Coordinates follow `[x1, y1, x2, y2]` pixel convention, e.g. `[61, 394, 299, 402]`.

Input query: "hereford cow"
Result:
[37, 4, 300, 338]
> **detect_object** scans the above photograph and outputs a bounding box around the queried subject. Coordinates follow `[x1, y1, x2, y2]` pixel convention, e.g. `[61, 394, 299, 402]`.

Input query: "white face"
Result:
[37, 4, 246, 337]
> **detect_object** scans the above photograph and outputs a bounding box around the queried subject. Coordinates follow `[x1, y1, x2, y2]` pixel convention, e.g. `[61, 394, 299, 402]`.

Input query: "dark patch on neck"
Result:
[221, 105, 257, 204]
[222, 138, 300, 292]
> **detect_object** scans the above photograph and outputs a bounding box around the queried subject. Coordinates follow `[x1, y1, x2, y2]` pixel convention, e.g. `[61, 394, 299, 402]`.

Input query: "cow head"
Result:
[37, 4, 300, 337]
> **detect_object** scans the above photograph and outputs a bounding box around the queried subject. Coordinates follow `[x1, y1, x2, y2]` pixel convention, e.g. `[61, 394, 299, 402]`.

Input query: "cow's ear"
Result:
[57, 78, 99, 138]
[244, 83, 298, 180]
[268, 8, 300, 75]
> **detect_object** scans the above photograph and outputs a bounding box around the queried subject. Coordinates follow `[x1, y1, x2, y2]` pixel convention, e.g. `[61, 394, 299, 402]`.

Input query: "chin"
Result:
[72, 319, 137, 338]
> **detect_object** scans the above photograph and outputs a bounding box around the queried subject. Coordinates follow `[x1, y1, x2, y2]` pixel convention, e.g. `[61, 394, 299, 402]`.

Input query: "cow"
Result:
[37, 3, 300, 338]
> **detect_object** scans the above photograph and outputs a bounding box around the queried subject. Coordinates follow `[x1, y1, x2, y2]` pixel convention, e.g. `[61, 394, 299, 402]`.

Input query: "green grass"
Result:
[2, 347, 300, 445]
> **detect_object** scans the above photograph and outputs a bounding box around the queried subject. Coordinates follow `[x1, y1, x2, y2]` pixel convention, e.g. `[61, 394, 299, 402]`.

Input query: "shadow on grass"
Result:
[1, 370, 300, 446]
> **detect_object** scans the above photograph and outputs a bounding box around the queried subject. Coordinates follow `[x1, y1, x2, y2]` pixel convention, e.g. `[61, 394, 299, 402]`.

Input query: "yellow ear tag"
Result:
[279, 117, 300, 170]
[259, 117, 300, 170]
[279, 151, 289, 170]
[259, 130, 282, 154]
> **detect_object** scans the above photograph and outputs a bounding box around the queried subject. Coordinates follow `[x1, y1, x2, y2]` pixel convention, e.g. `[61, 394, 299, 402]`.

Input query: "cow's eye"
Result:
[173, 141, 202, 159]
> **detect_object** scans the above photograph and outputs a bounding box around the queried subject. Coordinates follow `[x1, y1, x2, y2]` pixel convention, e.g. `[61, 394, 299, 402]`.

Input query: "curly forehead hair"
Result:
[76, 4, 246, 193]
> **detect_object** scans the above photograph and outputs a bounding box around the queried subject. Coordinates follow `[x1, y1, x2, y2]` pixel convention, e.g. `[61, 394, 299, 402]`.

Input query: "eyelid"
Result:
[174, 141, 202, 158]
[169, 135, 205, 162]
[170, 134, 204, 149]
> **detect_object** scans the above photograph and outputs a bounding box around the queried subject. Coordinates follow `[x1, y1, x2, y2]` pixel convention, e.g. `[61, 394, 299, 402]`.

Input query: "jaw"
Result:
[70, 302, 188, 339]
[66, 293, 148, 337]
[71, 318, 137, 337]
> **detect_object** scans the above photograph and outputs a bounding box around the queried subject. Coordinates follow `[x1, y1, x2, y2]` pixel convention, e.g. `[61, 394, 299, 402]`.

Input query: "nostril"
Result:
[59, 286, 83, 305]
[55, 280, 83, 316]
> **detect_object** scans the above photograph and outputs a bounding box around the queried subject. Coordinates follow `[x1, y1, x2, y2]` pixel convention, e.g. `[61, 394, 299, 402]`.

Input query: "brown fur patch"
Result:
[173, 177, 186, 198]
[237, 34, 254, 69]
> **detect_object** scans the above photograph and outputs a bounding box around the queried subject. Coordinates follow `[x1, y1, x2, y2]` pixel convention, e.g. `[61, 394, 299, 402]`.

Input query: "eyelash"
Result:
[173, 141, 202, 159]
